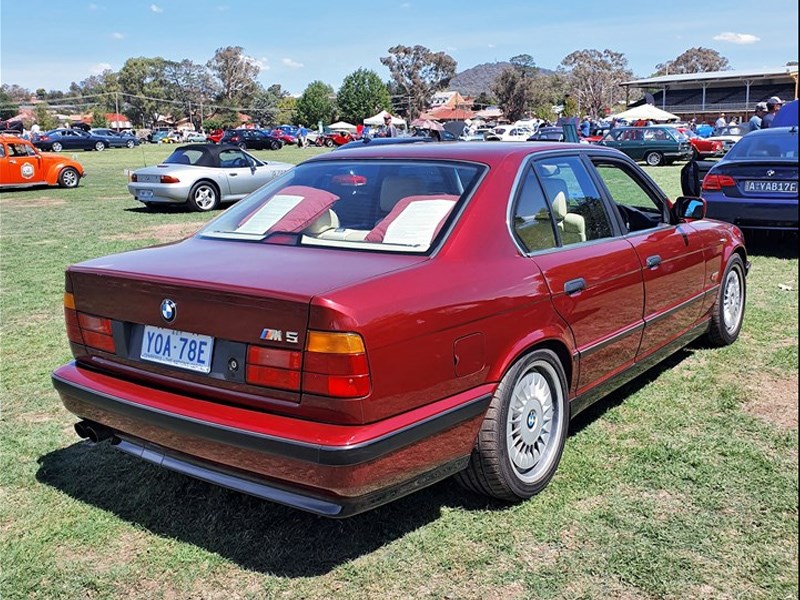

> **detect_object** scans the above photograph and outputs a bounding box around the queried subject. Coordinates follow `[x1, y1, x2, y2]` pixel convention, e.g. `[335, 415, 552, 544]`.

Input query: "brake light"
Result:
[245, 345, 302, 391]
[64, 292, 115, 353]
[302, 331, 370, 398]
[702, 174, 736, 191]
[160, 175, 180, 184]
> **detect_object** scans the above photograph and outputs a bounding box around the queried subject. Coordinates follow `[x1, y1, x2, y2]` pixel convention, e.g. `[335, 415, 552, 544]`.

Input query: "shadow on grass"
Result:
[36, 443, 504, 576]
[36, 347, 698, 575]
[123, 205, 189, 214]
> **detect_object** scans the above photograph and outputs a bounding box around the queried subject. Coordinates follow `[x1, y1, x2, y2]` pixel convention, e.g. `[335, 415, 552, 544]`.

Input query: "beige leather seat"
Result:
[303, 209, 339, 235]
[552, 191, 586, 244]
[378, 176, 426, 215]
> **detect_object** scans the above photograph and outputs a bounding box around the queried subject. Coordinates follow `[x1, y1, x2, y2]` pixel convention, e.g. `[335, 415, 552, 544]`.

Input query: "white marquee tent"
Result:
[327, 121, 358, 132]
[363, 110, 407, 127]
[611, 104, 679, 122]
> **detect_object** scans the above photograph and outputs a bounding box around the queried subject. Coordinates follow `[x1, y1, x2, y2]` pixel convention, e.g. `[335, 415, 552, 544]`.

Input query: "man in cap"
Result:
[382, 114, 398, 138]
[761, 97, 783, 129]
[749, 102, 768, 130]
[714, 112, 727, 129]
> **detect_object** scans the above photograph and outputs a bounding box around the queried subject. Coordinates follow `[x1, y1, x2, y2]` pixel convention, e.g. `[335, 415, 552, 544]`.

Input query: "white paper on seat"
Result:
[234, 194, 304, 234]
[382, 199, 456, 246]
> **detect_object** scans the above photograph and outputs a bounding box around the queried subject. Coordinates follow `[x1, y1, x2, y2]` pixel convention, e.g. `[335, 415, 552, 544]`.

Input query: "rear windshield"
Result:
[724, 130, 798, 160]
[200, 159, 485, 253]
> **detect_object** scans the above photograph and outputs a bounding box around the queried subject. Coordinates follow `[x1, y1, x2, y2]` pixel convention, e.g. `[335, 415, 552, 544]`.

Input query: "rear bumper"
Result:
[704, 193, 799, 230]
[52, 362, 491, 517]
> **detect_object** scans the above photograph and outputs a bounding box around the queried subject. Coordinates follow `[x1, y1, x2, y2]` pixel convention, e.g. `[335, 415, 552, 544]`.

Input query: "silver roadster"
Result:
[127, 144, 293, 211]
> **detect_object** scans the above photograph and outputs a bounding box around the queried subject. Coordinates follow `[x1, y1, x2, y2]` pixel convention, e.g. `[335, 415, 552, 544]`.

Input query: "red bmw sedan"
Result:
[52, 142, 748, 516]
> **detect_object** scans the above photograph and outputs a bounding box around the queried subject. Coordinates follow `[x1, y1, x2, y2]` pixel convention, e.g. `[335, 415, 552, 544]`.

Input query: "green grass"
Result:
[1, 145, 797, 599]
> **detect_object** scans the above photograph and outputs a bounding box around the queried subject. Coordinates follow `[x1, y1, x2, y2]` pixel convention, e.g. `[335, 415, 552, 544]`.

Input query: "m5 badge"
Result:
[260, 328, 299, 344]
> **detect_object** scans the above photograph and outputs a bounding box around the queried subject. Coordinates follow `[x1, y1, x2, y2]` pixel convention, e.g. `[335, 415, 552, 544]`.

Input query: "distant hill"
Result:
[449, 62, 554, 98]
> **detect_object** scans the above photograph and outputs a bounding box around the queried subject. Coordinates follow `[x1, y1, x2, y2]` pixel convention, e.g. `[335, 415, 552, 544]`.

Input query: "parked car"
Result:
[335, 136, 436, 150]
[54, 142, 747, 517]
[183, 131, 208, 143]
[700, 126, 798, 231]
[458, 127, 491, 141]
[706, 124, 749, 154]
[33, 128, 111, 152]
[206, 129, 225, 144]
[126, 143, 292, 211]
[411, 129, 457, 142]
[527, 126, 587, 143]
[485, 125, 534, 142]
[674, 127, 723, 159]
[270, 129, 297, 145]
[0, 134, 84, 189]
[317, 130, 358, 147]
[596, 125, 693, 166]
[221, 129, 283, 150]
[147, 127, 172, 143]
[90, 128, 140, 148]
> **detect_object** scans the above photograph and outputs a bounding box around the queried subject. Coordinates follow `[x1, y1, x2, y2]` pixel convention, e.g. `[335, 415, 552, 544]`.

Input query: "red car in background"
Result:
[270, 129, 297, 145]
[52, 142, 747, 517]
[206, 129, 225, 144]
[316, 130, 359, 147]
[677, 127, 724, 159]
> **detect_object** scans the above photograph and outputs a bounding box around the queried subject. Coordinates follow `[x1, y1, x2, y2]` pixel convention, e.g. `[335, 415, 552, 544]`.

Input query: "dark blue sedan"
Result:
[33, 129, 112, 152]
[701, 127, 798, 231]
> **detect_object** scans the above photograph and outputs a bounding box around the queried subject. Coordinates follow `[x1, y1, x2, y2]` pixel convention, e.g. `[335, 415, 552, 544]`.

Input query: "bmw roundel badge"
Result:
[160, 299, 177, 323]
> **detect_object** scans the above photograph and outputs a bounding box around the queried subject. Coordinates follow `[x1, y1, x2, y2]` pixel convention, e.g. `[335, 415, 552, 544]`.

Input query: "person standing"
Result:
[383, 114, 397, 138]
[579, 116, 590, 137]
[761, 97, 783, 129]
[297, 124, 308, 147]
[714, 113, 727, 129]
[749, 103, 767, 130]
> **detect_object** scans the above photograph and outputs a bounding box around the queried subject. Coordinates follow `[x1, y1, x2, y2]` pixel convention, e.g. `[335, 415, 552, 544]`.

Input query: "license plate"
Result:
[138, 174, 161, 184]
[744, 180, 798, 193]
[137, 189, 154, 199]
[140, 325, 214, 373]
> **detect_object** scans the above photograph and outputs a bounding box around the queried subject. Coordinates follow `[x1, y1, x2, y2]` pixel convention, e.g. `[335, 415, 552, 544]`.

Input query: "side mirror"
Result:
[673, 196, 706, 222]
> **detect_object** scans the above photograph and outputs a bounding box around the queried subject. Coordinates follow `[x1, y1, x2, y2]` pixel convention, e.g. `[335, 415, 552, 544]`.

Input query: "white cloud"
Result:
[488, 43, 496, 48]
[111, 32, 124, 39]
[150, 3, 163, 13]
[246, 56, 271, 71]
[713, 32, 760, 44]
[282, 58, 304, 69]
[90, 62, 112, 74]
[88, 3, 99, 10]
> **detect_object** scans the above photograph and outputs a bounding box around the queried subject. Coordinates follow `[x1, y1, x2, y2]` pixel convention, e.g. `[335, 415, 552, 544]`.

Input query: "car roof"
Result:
[313, 140, 599, 163]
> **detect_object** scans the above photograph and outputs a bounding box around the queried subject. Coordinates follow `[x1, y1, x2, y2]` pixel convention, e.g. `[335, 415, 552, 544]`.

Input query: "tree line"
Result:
[1, 45, 734, 129]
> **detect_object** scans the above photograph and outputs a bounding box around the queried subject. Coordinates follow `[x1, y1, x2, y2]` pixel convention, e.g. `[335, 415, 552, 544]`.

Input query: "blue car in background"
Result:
[701, 126, 798, 231]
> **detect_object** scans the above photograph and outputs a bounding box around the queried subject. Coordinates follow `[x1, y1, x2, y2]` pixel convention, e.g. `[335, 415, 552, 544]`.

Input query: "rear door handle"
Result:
[646, 255, 662, 269]
[564, 278, 586, 295]
[229, 173, 238, 177]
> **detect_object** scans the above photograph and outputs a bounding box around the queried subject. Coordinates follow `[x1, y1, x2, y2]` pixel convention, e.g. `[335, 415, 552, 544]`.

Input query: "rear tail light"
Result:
[246, 332, 371, 397]
[245, 345, 302, 391]
[160, 175, 180, 183]
[302, 331, 370, 398]
[702, 174, 736, 191]
[64, 292, 116, 353]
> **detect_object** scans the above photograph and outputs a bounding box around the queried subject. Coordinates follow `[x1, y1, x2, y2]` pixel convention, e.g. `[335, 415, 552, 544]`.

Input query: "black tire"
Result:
[325, 138, 335, 147]
[187, 181, 219, 212]
[705, 254, 746, 347]
[51, 141, 63, 152]
[691, 147, 700, 160]
[270, 140, 281, 150]
[456, 348, 569, 501]
[126, 139, 135, 149]
[57, 167, 80, 188]
[644, 151, 663, 166]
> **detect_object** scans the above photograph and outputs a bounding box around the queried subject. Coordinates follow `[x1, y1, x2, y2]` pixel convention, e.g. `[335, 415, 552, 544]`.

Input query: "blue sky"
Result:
[1, 0, 797, 96]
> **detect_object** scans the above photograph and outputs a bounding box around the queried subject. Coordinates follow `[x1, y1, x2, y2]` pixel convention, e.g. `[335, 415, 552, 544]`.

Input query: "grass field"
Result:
[1, 144, 797, 600]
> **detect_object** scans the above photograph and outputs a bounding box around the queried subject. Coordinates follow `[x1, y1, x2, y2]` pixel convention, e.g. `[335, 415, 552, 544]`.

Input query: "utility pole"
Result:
[114, 92, 120, 130]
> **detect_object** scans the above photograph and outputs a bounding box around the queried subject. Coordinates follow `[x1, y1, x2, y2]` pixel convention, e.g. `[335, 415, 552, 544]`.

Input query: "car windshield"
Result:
[200, 159, 485, 253]
[723, 130, 798, 160]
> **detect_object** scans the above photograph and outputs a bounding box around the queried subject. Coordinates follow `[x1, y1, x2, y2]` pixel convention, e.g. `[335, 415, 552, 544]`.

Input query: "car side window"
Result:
[0, 145, 5, 158]
[512, 167, 558, 253]
[592, 160, 667, 233]
[219, 149, 249, 168]
[533, 156, 613, 244]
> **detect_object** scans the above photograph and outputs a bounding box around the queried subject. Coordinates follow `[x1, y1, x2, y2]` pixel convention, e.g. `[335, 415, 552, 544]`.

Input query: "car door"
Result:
[513, 154, 645, 396]
[219, 148, 275, 198]
[589, 154, 707, 360]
